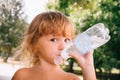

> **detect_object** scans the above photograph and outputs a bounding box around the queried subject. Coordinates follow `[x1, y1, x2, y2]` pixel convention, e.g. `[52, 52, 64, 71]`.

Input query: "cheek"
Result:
[44, 44, 58, 56]
[38, 45, 58, 64]
[37, 43, 58, 59]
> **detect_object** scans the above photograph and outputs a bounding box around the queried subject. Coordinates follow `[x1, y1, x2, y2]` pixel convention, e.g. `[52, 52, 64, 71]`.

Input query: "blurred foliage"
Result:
[47, 0, 100, 33]
[0, 0, 28, 62]
[47, 0, 120, 74]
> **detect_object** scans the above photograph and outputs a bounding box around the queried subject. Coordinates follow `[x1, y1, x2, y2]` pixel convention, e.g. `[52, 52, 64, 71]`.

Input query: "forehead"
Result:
[44, 24, 74, 38]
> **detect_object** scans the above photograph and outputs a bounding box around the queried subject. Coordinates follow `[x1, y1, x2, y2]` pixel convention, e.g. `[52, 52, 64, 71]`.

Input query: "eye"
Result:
[50, 38, 57, 42]
[64, 38, 71, 43]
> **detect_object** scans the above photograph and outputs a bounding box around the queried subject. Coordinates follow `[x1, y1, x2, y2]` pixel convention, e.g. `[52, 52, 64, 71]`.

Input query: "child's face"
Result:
[36, 34, 71, 65]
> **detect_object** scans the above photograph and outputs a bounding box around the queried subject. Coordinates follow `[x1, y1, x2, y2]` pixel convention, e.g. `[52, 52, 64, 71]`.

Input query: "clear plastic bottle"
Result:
[54, 23, 111, 65]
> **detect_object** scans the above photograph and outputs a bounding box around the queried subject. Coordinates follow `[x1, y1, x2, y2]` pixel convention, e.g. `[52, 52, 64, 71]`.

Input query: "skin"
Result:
[12, 34, 96, 80]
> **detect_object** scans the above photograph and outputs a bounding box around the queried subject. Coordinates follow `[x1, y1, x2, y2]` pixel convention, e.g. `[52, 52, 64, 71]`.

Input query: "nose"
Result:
[58, 41, 66, 50]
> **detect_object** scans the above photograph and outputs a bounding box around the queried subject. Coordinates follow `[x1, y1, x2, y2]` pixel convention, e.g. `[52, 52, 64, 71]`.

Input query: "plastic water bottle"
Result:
[54, 23, 110, 65]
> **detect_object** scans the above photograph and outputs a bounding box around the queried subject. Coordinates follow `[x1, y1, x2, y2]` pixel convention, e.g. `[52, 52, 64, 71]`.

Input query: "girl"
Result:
[12, 11, 96, 80]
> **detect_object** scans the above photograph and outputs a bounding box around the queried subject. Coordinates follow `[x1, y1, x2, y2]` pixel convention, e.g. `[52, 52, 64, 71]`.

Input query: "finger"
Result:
[69, 53, 83, 61]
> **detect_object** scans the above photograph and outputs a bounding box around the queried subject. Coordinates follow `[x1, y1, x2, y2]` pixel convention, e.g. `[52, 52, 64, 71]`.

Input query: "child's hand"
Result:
[69, 50, 96, 80]
[69, 50, 94, 69]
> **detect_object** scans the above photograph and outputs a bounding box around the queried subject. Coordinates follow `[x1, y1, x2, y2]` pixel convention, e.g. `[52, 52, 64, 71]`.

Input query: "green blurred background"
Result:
[0, 0, 120, 80]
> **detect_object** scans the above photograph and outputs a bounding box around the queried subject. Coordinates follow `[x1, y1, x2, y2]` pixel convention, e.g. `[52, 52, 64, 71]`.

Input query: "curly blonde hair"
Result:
[19, 11, 75, 67]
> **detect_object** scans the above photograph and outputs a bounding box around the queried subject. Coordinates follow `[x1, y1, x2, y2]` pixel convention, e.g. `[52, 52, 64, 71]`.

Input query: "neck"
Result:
[34, 58, 62, 72]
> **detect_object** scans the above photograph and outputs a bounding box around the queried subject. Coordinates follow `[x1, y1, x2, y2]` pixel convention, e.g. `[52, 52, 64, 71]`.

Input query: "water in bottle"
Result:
[54, 23, 111, 65]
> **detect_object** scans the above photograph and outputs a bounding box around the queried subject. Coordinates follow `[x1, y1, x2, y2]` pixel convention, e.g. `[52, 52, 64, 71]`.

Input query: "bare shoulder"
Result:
[12, 67, 30, 80]
[67, 72, 81, 80]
